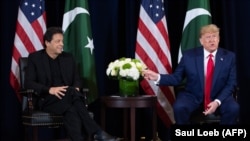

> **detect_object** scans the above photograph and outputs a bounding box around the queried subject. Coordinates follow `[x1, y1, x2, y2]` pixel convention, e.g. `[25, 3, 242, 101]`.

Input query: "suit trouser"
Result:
[173, 92, 239, 125]
[40, 87, 101, 140]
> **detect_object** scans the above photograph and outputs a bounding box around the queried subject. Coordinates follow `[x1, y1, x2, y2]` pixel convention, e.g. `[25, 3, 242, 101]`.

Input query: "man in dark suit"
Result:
[142, 24, 239, 125]
[25, 27, 120, 141]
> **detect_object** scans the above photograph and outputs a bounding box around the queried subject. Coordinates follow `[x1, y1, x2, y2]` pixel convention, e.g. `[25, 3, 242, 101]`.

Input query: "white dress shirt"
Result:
[204, 49, 221, 106]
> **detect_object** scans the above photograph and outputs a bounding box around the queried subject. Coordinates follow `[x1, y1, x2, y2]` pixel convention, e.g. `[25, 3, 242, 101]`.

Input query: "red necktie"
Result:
[204, 54, 214, 110]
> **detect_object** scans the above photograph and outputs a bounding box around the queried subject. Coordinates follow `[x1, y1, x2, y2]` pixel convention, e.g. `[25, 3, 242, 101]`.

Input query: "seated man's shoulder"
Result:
[60, 51, 74, 58]
[28, 49, 45, 58]
[219, 48, 235, 56]
[182, 47, 203, 58]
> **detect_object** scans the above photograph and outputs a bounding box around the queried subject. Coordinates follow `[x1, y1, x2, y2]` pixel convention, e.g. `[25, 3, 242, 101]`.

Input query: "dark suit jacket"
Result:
[159, 47, 237, 105]
[25, 49, 82, 97]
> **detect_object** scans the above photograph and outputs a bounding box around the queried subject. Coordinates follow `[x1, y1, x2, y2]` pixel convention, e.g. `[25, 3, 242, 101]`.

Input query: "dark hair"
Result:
[43, 27, 63, 45]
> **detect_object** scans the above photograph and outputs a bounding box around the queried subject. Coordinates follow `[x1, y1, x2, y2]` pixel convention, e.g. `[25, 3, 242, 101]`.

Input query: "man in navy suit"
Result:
[25, 27, 120, 141]
[142, 24, 239, 125]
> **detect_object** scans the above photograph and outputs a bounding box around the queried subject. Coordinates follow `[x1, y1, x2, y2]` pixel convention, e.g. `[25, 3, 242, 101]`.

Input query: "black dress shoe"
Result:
[93, 130, 121, 141]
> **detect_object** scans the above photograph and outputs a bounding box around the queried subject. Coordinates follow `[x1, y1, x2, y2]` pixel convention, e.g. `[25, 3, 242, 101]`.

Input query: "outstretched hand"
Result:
[142, 69, 159, 81]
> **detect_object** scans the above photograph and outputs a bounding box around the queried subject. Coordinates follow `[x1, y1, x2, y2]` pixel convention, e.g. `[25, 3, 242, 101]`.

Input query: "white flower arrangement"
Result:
[106, 57, 147, 81]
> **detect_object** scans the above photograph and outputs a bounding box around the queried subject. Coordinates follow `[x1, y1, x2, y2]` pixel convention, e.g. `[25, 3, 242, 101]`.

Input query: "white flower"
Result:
[106, 57, 147, 81]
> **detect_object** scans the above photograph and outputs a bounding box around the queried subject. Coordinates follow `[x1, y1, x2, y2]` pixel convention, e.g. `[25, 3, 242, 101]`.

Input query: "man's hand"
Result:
[49, 86, 68, 99]
[203, 101, 219, 115]
[75, 87, 79, 91]
[142, 69, 159, 81]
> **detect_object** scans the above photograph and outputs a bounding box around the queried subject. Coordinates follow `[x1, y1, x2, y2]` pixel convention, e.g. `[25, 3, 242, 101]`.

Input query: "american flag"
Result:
[10, 0, 46, 102]
[135, 0, 175, 127]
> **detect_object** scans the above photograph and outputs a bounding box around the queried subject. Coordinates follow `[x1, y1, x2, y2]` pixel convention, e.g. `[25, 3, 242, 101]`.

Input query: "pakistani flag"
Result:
[178, 0, 211, 63]
[62, 0, 97, 104]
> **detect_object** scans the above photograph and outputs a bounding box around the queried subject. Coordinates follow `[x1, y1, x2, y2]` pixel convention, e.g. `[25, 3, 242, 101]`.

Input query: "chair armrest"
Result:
[81, 88, 89, 107]
[19, 89, 37, 112]
[19, 89, 35, 95]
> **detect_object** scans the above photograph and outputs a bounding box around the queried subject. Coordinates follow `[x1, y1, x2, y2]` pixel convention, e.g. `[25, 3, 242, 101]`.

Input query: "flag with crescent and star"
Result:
[62, 0, 98, 104]
[178, 0, 211, 63]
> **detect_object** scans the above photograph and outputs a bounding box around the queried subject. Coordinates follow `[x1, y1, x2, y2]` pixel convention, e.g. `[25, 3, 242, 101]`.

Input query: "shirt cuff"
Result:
[154, 74, 161, 85]
[214, 99, 221, 106]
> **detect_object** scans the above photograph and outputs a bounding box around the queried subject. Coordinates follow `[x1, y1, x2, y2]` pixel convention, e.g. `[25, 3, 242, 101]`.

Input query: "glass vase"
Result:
[119, 79, 139, 97]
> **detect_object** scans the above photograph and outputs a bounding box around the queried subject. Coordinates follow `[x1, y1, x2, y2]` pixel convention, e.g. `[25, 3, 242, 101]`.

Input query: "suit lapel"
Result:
[196, 48, 205, 90]
[212, 49, 223, 91]
[58, 55, 67, 84]
[42, 53, 52, 84]
[195, 48, 224, 96]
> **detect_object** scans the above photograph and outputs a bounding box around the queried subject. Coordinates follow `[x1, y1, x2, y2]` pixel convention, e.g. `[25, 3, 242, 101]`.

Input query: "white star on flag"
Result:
[85, 36, 94, 54]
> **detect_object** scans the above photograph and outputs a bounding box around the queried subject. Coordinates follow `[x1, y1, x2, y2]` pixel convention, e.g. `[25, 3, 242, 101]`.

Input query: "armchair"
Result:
[19, 57, 91, 141]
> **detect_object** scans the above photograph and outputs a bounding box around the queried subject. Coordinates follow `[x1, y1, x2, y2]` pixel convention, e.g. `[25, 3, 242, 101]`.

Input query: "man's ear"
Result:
[199, 38, 203, 45]
[45, 40, 49, 47]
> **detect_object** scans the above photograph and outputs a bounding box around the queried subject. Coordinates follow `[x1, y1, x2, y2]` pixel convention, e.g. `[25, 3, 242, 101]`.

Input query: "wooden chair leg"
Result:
[24, 126, 29, 141]
[32, 127, 38, 141]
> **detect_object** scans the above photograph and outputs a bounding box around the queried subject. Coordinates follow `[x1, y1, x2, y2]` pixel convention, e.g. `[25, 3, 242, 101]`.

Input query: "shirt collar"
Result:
[204, 49, 217, 58]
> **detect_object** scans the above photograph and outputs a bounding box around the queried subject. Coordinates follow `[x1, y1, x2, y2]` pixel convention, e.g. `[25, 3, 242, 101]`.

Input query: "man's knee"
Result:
[229, 102, 240, 115]
[173, 103, 187, 113]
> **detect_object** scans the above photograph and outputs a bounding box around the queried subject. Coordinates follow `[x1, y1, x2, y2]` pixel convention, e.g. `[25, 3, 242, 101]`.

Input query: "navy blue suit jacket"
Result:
[159, 47, 237, 105]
